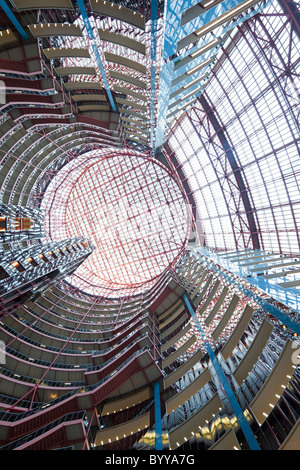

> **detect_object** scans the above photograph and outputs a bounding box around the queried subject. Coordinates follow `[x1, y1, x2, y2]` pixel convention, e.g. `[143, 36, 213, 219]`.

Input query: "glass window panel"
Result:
[167, 0, 300, 254]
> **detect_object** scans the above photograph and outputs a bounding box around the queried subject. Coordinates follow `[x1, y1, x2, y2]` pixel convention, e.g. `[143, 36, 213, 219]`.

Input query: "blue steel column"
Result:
[0, 0, 29, 40]
[150, 0, 158, 150]
[154, 381, 163, 450]
[76, 0, 117, 112]
[182, 292, 261, 450]
[194, 247, 300, 332]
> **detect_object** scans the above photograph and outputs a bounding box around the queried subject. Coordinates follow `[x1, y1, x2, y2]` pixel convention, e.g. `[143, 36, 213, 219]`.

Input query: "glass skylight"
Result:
[167, 0, 300, 255]
[41, 148, 190, 298]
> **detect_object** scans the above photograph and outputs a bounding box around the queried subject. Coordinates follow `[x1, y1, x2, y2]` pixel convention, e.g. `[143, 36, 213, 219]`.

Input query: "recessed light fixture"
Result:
[186, 58, 211, 75]
[195, 0, 260, 37]
[180, 84, 204, 101]
[182, 72, 208, 90]
[190, 38, 219, 58]
[203, 0, 218, 7]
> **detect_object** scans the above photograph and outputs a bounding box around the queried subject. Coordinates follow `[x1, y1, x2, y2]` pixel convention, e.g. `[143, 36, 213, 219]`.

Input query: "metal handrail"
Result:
[0, 346, 156, 423]
[0, 411, 87, 450]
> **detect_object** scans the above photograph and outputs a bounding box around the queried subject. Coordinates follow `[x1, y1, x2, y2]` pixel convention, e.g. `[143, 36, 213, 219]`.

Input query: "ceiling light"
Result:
[190, 38, 219, 58]
[182, 72, 208, 89]
[195, 0, 260, 37]
[186, 58, 211, 75]
[203, 0, 218, 6]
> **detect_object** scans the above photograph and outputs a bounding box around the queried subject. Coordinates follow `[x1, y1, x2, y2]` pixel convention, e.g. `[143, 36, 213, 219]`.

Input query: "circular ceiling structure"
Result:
[41, 148, 191, 297]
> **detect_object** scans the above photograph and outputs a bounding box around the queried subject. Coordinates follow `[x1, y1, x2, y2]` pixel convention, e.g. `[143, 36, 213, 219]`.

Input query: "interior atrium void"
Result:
[0, 0, 299, 453]
[41, 148, 191, 297]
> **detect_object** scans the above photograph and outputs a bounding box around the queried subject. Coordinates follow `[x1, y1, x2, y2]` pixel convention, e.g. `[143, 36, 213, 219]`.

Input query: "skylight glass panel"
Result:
[41, 148, 190, 297]
[167, 0, 300, 255]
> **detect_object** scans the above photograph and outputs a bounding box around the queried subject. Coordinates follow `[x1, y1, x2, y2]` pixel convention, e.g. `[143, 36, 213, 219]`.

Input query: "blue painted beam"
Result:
[154, 380, 163, 450]
[150, 0, 159, 150]
[76, 0, 117, 112]
[183, 292, 261, 450]
[193, 247, 300, 331]
[156, 0, 271, 148]
[0, 0, 29, 40]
